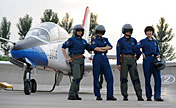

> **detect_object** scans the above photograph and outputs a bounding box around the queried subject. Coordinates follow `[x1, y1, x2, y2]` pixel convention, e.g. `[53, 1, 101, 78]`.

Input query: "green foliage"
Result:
[0, 55, 10, 61]
[16, 14, 33, 40]
[59, 12, 73, 34]
[153, 17, 176, 61]
[0, 17, 11, 56]
[41, 9, 59, 24]
[89, 12, 98, 36]
[88, 12, 98, 54]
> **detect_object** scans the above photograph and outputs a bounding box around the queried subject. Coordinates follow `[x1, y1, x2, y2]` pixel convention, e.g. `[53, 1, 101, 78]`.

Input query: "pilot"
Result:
[91, 25, 117, 101]
[116, 24, 144, 101]
[134, 26, 164, 101]
[62, 24, 92, 100]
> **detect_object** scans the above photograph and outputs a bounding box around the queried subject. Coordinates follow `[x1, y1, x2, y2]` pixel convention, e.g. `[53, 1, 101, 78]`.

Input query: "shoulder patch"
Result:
[92, 41, 95, 44]
[137, 42, 140, 45]
[117, 43, 120, 46]
[66, 41, 70, 44]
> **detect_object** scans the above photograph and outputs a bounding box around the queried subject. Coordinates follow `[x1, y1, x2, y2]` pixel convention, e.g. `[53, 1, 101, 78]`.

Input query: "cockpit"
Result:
[26, 22, 70, 42]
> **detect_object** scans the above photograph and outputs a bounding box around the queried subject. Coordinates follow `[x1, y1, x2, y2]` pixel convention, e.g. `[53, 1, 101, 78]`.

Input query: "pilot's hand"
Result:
[142, 53, 146, 59]
[66, 58, 72, 63]
[134, 55, 138, 62]
[117, 65, 121, 71]
[92, 36, 96, 39]
[156, 55, 160, 58]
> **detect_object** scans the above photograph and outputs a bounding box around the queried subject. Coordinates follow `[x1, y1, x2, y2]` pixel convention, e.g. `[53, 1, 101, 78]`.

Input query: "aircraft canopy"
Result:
[26, 22, 70, 41]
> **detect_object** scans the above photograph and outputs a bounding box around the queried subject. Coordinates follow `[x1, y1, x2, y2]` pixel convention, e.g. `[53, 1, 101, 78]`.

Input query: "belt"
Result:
[102, 53, 106, 55]
[122, 54, 135, 58]
[145, 54, 155, 57]
[71, 55, 84, 60]
[95, 53, 106, 56]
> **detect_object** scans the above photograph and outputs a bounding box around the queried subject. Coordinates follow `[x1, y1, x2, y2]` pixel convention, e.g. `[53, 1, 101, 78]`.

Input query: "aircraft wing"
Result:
[0, 61, 14, 66]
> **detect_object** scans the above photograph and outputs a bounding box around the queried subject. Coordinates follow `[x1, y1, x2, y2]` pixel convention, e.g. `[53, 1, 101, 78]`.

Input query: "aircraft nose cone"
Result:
[11, 37, 45, 51]
[11, 39, 30, 50]
[10, 37, 48, 66]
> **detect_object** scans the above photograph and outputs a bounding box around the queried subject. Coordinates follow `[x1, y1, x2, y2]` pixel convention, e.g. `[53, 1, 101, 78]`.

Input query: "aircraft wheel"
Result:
[31, 79, 37, 93]
[24, 81, 31, 95]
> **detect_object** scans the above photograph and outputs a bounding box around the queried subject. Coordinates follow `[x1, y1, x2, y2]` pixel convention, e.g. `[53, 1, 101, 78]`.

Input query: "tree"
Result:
[16, 14, 33, 40]
[59, 12, 73, 34]
[0, 17, 11, 56]
[41, 9, 59, 24]
[88, 12, 99, 54]
[153, 17, 176, 61]
[89, 12, 98, 36]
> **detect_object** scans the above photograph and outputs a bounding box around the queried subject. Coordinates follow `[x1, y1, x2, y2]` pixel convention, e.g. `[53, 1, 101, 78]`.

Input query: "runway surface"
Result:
[0, 84, 176, 108]
[0, 62, 176, 108]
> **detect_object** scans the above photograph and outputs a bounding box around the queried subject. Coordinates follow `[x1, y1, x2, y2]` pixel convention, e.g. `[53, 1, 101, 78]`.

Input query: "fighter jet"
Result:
[0, 7, 96, 95]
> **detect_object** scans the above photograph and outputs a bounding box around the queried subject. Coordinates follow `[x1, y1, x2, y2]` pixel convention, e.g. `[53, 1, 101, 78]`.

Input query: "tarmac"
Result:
[0, 62, 176, 108]
[0, 85, 176, 108]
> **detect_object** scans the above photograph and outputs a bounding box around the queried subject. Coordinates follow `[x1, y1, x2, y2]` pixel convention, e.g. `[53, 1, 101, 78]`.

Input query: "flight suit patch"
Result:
[66, 41, 69, 44]
[92, 41, 95, 44]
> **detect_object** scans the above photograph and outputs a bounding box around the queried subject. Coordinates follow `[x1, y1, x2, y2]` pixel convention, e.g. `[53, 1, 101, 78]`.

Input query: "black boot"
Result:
[107, 97, 117, 101]
[68, 96, 77, 100]
[147, 98, 152, 101]
[137, 96, 144, 101]
[154, 98, 164, 101]
[76, 95, 82, 100]
[123, 96, 128, 101]
[96, 96, 103, 100]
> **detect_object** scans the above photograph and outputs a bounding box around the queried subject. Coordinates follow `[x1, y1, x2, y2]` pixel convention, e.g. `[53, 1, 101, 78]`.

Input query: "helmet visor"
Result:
[96, 30, 105, 34]
[76, 28, 84, 32]
[124, 29, 133, 33]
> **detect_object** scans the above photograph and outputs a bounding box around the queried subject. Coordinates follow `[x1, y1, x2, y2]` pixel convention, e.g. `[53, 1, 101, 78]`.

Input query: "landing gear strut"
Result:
[23, 65, 37, 95]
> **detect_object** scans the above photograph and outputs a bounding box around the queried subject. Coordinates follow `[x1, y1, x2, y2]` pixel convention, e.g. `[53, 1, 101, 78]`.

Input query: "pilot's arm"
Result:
[155, 41, 160, 58]
[116, 40, 122, 65]
[116, 40, 122, 70]
[62, 38, 73, 62]
[133, 39, 140, 60]
[91, 38, 106, 52]
[134, 40, 145, 59]
[101, 38, 113, 50]
[85, 40, 93, 51]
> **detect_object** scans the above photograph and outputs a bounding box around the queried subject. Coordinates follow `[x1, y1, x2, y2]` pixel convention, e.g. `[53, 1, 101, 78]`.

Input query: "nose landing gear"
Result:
[23, 66, 37, 95]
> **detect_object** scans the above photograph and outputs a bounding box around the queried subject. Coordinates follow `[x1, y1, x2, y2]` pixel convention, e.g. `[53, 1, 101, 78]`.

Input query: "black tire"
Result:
[30, 79, 37, 93]
[24, 81, 31, 95]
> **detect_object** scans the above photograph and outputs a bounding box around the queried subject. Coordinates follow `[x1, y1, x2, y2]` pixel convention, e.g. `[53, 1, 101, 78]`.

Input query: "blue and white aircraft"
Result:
[0, 7, 95, 95]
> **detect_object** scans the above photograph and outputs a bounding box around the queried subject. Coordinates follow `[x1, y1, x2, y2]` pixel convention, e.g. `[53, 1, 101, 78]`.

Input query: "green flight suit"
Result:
[69, 53, 85, 97]
[120, 56, 142, 98]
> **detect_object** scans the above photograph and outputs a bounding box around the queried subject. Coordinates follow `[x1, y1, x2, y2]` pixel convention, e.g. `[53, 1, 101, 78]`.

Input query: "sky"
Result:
[0, 0, 176, 57]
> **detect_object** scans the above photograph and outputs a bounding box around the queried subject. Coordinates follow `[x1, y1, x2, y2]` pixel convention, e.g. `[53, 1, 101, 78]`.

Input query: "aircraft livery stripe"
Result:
[82, 6, 90, 27]
[11, 46, 48, 67]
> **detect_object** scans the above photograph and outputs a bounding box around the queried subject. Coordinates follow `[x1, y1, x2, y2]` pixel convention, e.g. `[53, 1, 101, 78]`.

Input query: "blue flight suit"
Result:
[116, 36, 142, 98]
[62, 35, 92, 97]
[116, 36, 139, 65]
[91, 36, 114, 98]
[134, 37, 161, 99]
[62, 35, 92, 54]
